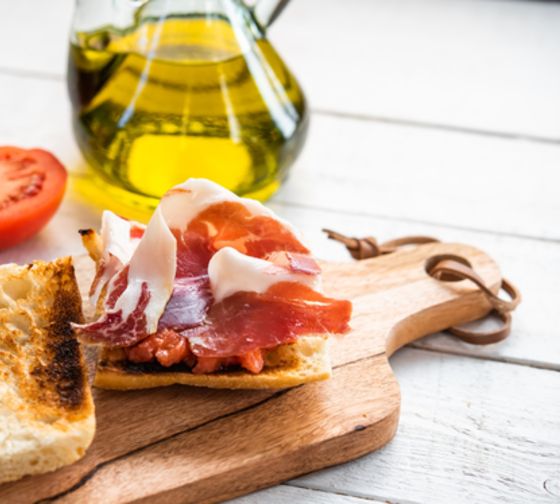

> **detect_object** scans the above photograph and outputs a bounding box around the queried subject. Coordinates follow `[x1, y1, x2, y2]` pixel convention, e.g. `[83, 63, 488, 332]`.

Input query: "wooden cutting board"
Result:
[1, 242, 501, 504]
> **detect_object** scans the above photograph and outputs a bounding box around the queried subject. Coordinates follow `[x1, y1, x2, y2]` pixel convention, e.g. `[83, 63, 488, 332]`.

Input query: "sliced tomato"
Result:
[0, 146, 67, 250]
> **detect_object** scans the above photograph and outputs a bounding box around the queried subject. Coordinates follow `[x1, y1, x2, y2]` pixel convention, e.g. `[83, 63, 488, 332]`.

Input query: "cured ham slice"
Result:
[189, 201, 307, 258]
[208, 247, 320, 303]
[88, 211, 145, 304]
[160, 179, 297, 234]
[184, 282, 351, 359]
[101, 210, 144, 264]
[79, 178, 352, 375]
[159, 179, 309, 275]
[156, 276, 211, 331]
[155, 180, 316, 331]
[75, 208, 176, 346]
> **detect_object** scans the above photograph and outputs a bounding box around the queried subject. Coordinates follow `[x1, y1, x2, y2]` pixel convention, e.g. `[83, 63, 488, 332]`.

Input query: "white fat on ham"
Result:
[208, 247, 320, 303]
[160, 178, 300, 236]
[112, 207, 177, 332]
[101, 210, 144, 264]
[90, 211, 145, 305]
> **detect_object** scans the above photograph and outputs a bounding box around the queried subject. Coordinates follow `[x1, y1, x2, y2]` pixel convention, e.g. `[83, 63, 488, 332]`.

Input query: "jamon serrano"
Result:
[83, 211, 145, 304]
[76, 179, 352, 386]
[182, 281, 351, 373]
[74, 207, 176, 345]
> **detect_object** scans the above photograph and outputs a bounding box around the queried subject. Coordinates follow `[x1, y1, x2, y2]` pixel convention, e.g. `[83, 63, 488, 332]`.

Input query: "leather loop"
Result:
[428, 259, 521, 313]
[424, 257, 521, 344]
[447, 310, 511, 345]
[323, 229, 521, 346]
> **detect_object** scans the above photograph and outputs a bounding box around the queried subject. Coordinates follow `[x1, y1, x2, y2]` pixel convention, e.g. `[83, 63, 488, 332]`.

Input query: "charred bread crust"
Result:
[0, 257, 95, 484]
[30, 259, 89, 414]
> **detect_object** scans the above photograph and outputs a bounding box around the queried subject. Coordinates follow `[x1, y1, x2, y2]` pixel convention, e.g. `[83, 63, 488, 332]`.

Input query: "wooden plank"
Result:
[274, 113, 560, 241]
[1, 73, 558, 243]
[0, 0, 73, 77]
[0, 75, 80, 166]
[273, 0, 560, 139]
[2, 0, 560, 139]
[230, 484, 384, 504]
[34, 357, 398, 503]
[0, 199, 100, 265]
[292, 347, 560, 504]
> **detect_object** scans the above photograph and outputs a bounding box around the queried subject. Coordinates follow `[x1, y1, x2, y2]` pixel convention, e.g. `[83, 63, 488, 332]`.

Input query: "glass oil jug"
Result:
[67, 0, 308, 220]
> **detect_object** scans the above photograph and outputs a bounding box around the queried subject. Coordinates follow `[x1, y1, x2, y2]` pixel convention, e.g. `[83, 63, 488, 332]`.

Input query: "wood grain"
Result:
[52, 356, 399, 504]
[0, 242, 502, 503]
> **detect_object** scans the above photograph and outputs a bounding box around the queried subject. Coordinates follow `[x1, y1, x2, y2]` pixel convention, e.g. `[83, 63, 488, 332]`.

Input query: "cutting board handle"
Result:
[323, 238, 520, 363]
[324, 229, 521, 351]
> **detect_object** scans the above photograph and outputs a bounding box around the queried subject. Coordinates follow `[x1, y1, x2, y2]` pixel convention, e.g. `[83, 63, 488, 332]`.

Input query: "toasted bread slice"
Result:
[0, 258, 95, 485]
[94, 335, 331, 390]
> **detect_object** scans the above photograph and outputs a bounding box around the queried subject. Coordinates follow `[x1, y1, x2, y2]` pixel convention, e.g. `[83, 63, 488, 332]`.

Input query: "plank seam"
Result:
[285, 481, 421, 504]
[407, 343, 560, 373]
[0, 66, 63, 82]
[313, 107, 560, 146]
[37, 352, 385, 503]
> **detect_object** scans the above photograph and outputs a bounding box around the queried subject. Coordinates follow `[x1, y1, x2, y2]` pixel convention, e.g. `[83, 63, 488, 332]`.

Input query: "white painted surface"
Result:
[293, 348, 560, 504]
[275, 113, 560, 241]
[2, 0, 560, 138]
[272, 0, 560, 139]
[0, 1, 559, 503]
[230, 484, 384, 504]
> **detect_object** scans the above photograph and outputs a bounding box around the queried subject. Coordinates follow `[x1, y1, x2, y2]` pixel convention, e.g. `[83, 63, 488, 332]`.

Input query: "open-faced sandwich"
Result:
[0, 258, 95, 484]
[74, 179, 352, 390]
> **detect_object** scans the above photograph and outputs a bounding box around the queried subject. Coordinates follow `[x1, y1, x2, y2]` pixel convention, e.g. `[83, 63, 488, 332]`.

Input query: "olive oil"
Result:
[68, 17, 308, 220]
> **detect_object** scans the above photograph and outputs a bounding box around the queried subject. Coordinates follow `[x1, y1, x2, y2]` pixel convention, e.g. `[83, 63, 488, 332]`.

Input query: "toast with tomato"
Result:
[75, 179, 352, 390]
[0, 258, 95, 484]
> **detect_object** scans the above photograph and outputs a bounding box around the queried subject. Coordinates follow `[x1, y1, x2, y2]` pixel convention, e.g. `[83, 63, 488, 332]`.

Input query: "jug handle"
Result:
[252, 0, 291, 29]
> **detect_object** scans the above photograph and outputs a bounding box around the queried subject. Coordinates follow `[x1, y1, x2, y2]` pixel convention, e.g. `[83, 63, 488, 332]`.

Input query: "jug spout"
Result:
[252, 0, 291, 29]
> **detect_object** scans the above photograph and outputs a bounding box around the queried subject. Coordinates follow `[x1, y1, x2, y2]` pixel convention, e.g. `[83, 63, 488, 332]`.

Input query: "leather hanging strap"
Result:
[427, 259, 521, 344]
[323, 229, 521, 345]
[322, 229, 439, 259]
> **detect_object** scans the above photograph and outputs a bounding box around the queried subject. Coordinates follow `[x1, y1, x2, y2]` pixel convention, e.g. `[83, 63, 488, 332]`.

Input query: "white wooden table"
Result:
[1, 1, 559, 502]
